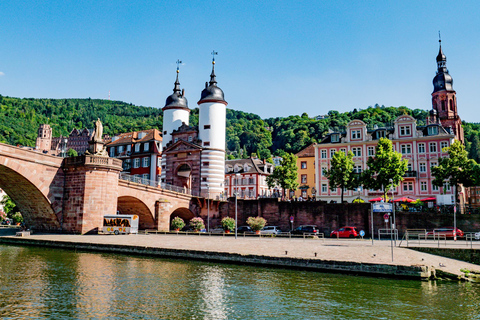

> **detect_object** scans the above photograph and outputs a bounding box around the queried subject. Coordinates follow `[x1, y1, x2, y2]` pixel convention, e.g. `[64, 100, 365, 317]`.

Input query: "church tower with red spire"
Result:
[431, 38, 464, 143]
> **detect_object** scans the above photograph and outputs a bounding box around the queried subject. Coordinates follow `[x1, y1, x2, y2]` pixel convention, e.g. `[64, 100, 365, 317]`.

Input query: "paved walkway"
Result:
[3, 233, 480, 278]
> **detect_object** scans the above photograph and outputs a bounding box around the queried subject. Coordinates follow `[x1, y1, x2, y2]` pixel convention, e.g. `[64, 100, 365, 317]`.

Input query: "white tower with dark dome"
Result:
[198, 53, 227, 198]
[161, 62, 190, 182]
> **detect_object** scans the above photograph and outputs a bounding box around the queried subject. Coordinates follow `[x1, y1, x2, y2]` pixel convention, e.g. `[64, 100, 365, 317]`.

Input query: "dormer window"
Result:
[331, 134, 339, 143]
[428, 126, 438, 136]
[376, 130, 386, 139]
[399, 126, 411, 137]
[351, 130, 361, 140]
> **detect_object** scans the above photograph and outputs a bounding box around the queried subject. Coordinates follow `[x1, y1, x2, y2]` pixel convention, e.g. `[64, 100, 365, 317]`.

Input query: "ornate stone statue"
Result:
[93, 118, 103, 142]
[86, 118, 108, 157]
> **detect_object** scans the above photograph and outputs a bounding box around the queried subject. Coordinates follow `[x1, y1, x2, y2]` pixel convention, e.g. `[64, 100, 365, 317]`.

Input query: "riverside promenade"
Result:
[1, 232, 480, 281]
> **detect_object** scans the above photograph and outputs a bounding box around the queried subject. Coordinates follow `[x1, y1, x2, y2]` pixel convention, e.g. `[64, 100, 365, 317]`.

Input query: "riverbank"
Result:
[1, 233, 479, 281]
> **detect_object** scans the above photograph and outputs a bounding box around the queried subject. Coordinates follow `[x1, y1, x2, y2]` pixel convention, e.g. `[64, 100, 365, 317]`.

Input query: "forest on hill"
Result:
[0, 94, 479, 162]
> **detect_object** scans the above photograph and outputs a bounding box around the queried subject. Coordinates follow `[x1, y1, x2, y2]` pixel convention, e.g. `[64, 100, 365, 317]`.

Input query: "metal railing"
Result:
[378, 228, 399, 241]
[119, 173, 201, 196]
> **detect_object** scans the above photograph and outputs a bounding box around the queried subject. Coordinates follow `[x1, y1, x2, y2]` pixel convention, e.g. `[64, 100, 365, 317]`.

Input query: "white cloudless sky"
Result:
[0, 0, 479, 121]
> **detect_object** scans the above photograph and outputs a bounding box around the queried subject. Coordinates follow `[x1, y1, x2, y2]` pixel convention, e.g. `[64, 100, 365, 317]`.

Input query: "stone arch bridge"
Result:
[0, 143, 217, 234]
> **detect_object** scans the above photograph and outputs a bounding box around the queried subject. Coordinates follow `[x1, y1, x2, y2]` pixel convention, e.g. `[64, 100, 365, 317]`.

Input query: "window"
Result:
[203, 162, 209, 167]
[158, 158, 162, 166]
[376, 130, 386, 139]
[429, 142, 437, 153]
[204, 142, 210, 146]
[301, 175, 307, 184]
[118, 145, 124, 153]
[322, 183, 328, 193]
[432, 184, 439, 192]
[202, 177, 207, 182]
[399, 126, 411, 136]
[401, 144, 412, 154]
[351, 130, 361, 140]
[109, 148, 115, 157]
[330, 149, 336, 158]
[204, 125, 211, 129]
[403, 182, 413, 191]
[368, 146, 375, 156]
[133, 158, 140, 168]
[421, 181, 427, 191]
[249, 178, 254, 184]
[418, 143, 425, 153]
[142, 157, 150, 167]
[322, 167, 327, 176]
[188, 136, 193, 142]
[407, 163, 413, 171]
[440, 141, 448, 151]
[430, 161, 437, 169]
[301, 161, 307, 169]
[353, 165, 362, 173]
[428, 126, 438, 136]
[174, 138, 178, 143]
[352, 147, 362, 157]
[443, 183, 451, 192]
[135, 143, 141, 152]
[127, 145, 131, 152]
[321, 150, 327, 159]
[340, 148, 346, 155]
[142, 174, 149, 180]
[331, 134, 339, 142]
[419, 162, 426, 173]
[144, 142, 149, 152]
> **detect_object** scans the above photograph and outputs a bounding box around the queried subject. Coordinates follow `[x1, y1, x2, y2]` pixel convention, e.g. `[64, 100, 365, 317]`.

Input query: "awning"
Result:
[420, 197, 436, 202]
[393, 197, 415, 203]
[369, 197, 384, 202]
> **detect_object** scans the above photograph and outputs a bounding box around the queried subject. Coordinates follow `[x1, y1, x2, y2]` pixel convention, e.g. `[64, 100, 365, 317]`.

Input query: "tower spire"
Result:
[209, 50, 218, 86]
[173, 59, 182, 93]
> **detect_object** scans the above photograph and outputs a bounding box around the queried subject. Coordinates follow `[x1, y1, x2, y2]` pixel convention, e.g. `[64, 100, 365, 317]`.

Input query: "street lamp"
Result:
[389, 178, 396, 246]
[206, 183, 210, 232]
[235, 173, 240, 239]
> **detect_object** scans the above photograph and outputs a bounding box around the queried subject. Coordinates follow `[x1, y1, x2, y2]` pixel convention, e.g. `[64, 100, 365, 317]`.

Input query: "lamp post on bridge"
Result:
[235, 173, 240, 239]
[207, 183, 210, 233]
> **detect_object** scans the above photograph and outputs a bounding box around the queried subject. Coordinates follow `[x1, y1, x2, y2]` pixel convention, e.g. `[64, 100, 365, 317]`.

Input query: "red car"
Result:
[330, 226, 359, 238]
[427, 227, 464, 239]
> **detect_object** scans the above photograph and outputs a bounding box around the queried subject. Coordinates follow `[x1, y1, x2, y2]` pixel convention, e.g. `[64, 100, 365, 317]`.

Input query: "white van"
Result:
[103, 215, 139, 235]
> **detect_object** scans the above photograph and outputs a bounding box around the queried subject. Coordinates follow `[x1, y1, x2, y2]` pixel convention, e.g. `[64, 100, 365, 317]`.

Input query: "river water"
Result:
[0, 244, 479, 320]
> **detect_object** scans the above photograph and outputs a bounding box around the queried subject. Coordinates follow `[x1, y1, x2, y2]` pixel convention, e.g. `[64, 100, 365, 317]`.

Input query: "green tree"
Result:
[0, 195, 21, 221]
[266, 153, 299, 197]
[362, 138, 408, 201]
[324, 150, 358, 203]
[432, 140, 478, 202]
[67, 148, 78, 157]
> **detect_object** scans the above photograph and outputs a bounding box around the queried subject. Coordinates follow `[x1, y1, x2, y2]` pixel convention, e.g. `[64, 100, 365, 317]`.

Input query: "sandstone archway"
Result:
[117, 196, 155, 229]
[169, 207, 195, 230]
[0, 164, 61, 230]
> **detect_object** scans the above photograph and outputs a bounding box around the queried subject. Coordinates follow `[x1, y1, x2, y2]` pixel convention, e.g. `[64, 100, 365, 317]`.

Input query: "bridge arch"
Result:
[169, 207, 195, 230]
[117, 196, 155, 229]
[0, 164, 61, 230]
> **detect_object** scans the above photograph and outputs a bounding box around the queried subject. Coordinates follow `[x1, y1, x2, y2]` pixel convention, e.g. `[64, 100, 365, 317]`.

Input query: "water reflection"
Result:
[1, 244, 480, 319]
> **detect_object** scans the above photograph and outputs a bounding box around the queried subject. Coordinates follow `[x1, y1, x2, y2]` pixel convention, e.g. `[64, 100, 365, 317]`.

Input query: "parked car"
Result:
[475, 231, 480, 240]
[237, 226, 254, 233]
[330, 226, 359, 238]
[1, 218, 12, 225]
[427, 227, 464, 239]
[261, 226, 282, 235]
[291, 225, 320, 235]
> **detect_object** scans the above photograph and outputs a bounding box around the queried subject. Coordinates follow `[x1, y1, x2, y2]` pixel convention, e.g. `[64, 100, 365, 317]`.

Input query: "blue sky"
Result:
[1, 1, 479, 121]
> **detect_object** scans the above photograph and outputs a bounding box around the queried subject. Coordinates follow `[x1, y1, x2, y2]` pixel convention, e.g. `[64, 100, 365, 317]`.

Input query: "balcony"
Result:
[403, 170, 417, 178]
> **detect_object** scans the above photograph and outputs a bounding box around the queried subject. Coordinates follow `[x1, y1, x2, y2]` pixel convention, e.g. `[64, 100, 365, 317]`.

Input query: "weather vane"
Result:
[211, 50, 218, 64]
[176, 59, 182, 73]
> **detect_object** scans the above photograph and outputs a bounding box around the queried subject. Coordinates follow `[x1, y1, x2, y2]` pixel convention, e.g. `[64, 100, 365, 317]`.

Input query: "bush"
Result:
[221, 217, 236, 231]
[189, 217, 205, 231]
[246, 216, 267, 231]
[171, 217, 185, 230]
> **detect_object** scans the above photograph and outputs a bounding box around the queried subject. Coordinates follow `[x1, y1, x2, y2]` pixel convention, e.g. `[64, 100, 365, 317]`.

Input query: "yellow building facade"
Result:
[294, 144, 316, 199]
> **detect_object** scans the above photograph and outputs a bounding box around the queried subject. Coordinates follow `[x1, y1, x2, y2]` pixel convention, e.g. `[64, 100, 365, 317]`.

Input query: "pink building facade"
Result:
[314, 115, 456, 204]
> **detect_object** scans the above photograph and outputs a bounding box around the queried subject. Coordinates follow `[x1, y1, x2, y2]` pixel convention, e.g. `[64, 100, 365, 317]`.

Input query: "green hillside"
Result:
[0, 95, 478, 162]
